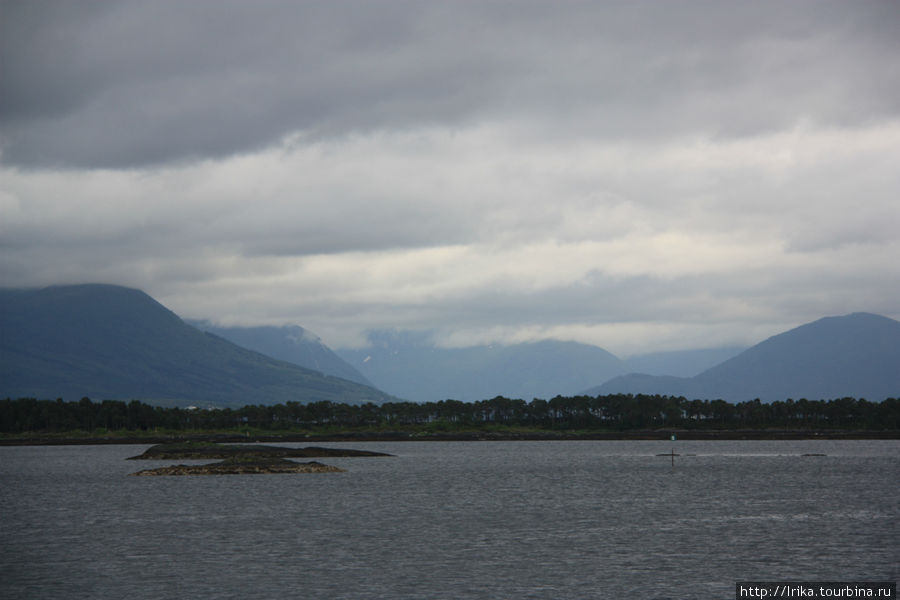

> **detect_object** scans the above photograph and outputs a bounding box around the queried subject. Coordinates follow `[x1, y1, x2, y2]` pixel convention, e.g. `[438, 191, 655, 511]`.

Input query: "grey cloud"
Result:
[3, 1, 899, 168]
[2, 0, 898, 356]
[0, 1, 503, 167]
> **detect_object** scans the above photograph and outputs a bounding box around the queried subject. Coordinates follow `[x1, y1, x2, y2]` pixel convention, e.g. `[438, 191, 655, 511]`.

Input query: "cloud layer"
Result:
[2, 1, 899, 355]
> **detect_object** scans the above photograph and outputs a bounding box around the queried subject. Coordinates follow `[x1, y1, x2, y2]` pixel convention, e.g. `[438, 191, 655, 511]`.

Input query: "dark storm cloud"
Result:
[0, 1, 503, 167]
[2, 0, 899, 168]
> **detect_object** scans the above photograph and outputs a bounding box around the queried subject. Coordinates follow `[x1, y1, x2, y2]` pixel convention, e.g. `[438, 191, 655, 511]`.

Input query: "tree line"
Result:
[2, 394, 898, 434]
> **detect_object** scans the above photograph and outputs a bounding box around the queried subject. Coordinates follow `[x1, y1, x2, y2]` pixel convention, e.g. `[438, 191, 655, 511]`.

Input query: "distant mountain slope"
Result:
[338, 332, 628, 402]
[589, 313, 900, 401]
[624, 346, 746, 377]
[0, 284, 394, 407]
[588, 373, 693, 397]
[188, 321, 373, 387]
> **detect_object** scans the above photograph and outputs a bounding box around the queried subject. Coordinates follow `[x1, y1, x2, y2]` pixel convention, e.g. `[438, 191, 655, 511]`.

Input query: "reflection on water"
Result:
[1, 440, 897, 600]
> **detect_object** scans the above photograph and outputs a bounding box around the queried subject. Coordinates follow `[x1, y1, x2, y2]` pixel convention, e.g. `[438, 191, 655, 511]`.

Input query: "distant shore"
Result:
[2, 429, 898, 446]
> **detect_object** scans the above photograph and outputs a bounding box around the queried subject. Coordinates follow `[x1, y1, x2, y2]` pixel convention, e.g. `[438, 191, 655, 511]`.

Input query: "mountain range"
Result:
[0, 284, 394, 408]
[200, 326, 743, 402]
[336, 332, 629, 403]
[187, 320, 373, 387]
[588, 313, 900, 402]
[1, 284, 897, 406]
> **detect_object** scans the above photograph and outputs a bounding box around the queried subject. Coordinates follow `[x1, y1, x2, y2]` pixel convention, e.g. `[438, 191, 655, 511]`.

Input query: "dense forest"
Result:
[2, 394, 898, 434]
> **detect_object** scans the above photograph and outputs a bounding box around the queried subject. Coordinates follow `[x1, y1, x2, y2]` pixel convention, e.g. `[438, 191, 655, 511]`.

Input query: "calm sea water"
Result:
[1, 440, 897, 600]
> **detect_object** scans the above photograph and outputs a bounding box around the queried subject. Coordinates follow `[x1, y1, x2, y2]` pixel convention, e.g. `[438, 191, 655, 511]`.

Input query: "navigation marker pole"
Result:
[671, 434, 676, 468]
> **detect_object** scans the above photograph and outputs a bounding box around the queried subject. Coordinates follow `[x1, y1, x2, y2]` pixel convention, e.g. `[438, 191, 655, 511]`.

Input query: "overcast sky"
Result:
[2, 1, 899, 355]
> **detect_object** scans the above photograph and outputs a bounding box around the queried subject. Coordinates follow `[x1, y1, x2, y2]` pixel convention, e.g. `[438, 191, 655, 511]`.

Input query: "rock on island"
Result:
[130, 457, 346, 476]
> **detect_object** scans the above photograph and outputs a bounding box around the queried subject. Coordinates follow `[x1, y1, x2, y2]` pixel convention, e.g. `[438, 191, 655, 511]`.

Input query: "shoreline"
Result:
[2, 429, 898, 446]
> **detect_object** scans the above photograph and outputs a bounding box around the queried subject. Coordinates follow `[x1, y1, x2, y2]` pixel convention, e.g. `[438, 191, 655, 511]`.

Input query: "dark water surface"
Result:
[2, 440, 897, 599]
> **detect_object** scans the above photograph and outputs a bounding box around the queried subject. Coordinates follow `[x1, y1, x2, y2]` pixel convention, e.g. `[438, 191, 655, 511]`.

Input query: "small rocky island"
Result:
[127, 441, 393, 460]
[130, 456, 346, 476]
[127, 441, 391, 476]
